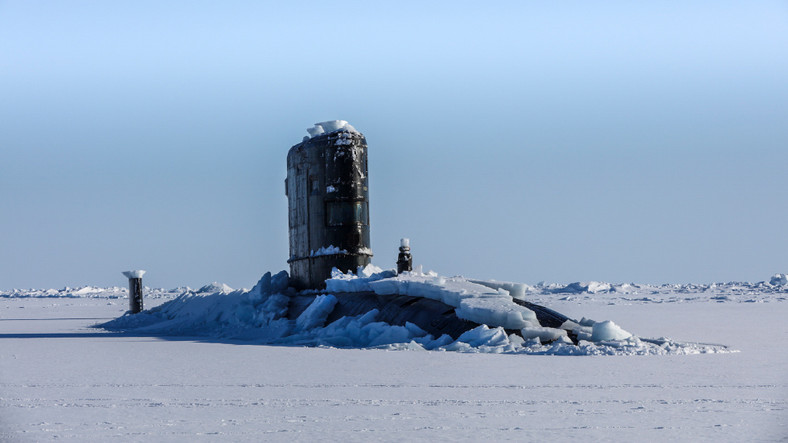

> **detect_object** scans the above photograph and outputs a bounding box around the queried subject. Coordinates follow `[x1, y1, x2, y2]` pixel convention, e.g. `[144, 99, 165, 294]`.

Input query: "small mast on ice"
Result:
[122, 270, 146, 314]
[397, 238, 412, 274]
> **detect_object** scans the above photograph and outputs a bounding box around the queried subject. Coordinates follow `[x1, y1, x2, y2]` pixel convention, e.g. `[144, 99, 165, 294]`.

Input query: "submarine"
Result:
[282, 121, 577, 344]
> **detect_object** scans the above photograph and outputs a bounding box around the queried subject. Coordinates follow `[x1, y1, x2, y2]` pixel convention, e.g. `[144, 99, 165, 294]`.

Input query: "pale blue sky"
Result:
[2, 1, 787, 289]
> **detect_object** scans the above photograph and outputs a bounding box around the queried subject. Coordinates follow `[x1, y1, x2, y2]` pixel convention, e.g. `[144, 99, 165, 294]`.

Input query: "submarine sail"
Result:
[285, 121, 372, 289]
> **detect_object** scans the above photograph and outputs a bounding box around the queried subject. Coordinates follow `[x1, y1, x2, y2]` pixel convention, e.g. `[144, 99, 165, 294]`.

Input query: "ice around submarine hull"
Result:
[97, 268, 734, 354]
[288, 291, 575, 343]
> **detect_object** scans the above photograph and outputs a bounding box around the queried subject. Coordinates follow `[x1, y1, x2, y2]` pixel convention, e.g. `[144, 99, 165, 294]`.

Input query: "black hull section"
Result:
[288, 291, 575, 341]
[511, 298, 572, 329]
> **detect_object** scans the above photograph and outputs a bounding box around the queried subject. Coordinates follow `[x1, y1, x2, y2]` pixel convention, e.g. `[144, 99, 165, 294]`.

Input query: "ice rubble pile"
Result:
[536, 275, 788, 296]
[98, 266, 730, 356]
[327, 266, 538, 330]
[521, 275, 788, 306]
[770, 273, 788, 286]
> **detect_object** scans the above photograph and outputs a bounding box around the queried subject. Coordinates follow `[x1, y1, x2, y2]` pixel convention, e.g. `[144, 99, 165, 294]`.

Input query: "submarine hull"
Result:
[288, 291, 574, 343]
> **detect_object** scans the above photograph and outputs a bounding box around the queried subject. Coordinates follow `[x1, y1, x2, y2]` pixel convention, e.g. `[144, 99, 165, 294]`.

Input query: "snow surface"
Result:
[306, 120, 358, 138]
[1, 276, 785, 441]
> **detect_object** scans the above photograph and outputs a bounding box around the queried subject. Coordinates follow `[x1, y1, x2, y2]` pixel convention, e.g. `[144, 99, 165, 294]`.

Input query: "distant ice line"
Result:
[4, 272, 787, 299]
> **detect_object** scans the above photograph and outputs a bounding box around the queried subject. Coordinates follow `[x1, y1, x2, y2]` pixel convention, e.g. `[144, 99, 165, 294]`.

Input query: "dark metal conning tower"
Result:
[286, 121, 372, 289]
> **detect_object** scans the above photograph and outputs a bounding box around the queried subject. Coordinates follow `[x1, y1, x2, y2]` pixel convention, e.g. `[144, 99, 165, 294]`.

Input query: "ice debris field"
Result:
[8, 267, 783, 356]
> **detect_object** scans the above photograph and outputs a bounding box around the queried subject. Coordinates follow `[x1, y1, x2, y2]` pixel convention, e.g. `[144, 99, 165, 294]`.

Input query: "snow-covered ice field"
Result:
[1, 277, 786, 442]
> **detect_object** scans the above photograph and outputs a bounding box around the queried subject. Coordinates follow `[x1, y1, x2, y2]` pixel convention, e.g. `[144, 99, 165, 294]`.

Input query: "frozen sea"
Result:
[1, 279, 786, 442]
